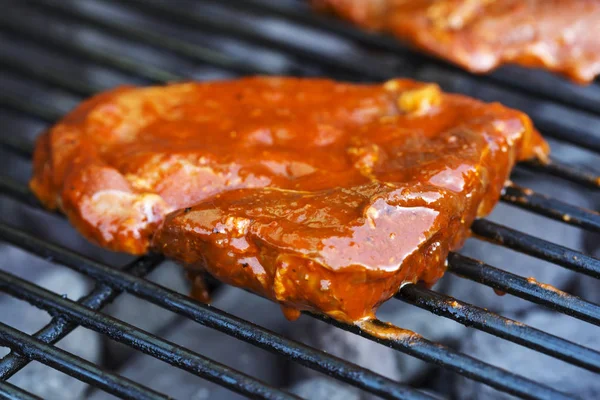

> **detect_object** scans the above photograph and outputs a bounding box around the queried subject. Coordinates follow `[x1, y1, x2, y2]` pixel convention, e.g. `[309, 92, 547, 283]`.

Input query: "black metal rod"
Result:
[0, 221, 435, 400]
[0, 323, 170, 400]
[448, 253, 600, 326]
[0, 177, 63, 219]
[0, 52, 101, 97]
[532, 118, 600, 155]
[502, 184, 600, 233]
[306, 314, 573, 400]
[0, 91, 63, 124]
[518, 159, 600, 190]
[0, 254, 162, 380]
[0, 383, 43, 400]
[25, 0, 271, 76]
[0, 271, 302, 400]
[0, 133, 34, 159]
[398, 285, 600, 373]
[0, 223, 573, 400]
[0, 177, 33, 202]
[108, 0, 395, 80]
[0, 10, 180, 84]
[471, 219, 600, 279]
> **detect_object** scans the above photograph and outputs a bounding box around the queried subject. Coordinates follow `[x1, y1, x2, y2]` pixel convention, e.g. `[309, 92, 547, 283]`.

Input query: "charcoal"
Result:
[454, 309, 600, 399]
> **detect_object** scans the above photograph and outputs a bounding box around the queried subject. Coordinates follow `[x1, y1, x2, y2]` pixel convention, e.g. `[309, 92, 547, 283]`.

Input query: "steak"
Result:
[31, 77, 548, 322]
[313, 0, 600, 83]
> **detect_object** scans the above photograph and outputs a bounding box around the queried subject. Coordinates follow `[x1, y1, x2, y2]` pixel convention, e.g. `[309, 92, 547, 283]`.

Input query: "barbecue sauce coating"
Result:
[313, 0, 600, 84]
[30, 77, 548, 323]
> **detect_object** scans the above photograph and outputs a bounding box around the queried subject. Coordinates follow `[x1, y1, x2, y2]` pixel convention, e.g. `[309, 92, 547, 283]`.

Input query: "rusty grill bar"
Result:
[0, 1, 599, 399]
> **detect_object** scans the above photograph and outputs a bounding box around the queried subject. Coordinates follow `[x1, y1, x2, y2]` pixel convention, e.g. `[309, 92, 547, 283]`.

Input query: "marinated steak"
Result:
[31, 77, 548, 322]
[313, 0, 600, 84]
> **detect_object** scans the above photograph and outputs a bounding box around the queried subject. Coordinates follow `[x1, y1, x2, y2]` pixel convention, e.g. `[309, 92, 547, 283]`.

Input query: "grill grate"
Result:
[0, 1, 599, 399]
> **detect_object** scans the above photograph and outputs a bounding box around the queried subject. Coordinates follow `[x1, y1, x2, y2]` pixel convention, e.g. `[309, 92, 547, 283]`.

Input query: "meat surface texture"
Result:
[313, 0, 600, 83]
[30, 77, 549, 323]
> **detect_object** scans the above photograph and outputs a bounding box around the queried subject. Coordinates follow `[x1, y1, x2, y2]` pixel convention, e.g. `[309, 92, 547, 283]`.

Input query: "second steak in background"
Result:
[313, 0, 600, 84]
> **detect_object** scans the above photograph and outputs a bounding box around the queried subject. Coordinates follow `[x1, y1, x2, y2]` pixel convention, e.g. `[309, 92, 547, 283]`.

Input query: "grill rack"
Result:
[0, 1, 599, 399]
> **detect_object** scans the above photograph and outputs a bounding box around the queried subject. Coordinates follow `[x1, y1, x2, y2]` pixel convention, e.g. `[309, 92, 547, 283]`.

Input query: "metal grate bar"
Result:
[0, 11, 180, 84]
[529, 119, 600, 155]
[112, 0, 395, 80]
[0, 133, 33, 160]
[0, 54, 104, 100]
[471, 219, 600, 279]
[0, 177, 57, 217]
[0, 323, 170, 400]
[307, 314, 572, 400]
[0, 255, 162, 380]
[0, 271, 304, 400]
[0, 91, 63, 125]
[397, 285, 600, 373]
[0, 52, 103, 97]
[502, 184, 600, 233]
[24, 0, 274, 76]
[448, 253, 600, 326]
[0, 383, 43, 400]
[0, 223, 573, 400]
[519, 159, 600, 190]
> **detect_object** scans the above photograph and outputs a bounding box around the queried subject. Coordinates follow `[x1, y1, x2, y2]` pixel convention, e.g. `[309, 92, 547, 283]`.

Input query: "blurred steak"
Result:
[313, 0, 600, 83]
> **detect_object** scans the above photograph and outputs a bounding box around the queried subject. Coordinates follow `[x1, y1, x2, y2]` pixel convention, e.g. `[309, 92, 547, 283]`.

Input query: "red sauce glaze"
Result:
[313, 0, 600, 84]
[30, 77, 548, 323]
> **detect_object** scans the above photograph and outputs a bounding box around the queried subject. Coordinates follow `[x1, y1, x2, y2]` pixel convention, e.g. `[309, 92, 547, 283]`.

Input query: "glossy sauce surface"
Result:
[313, 0, 600, 83]
[31, 77, 548, 323]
